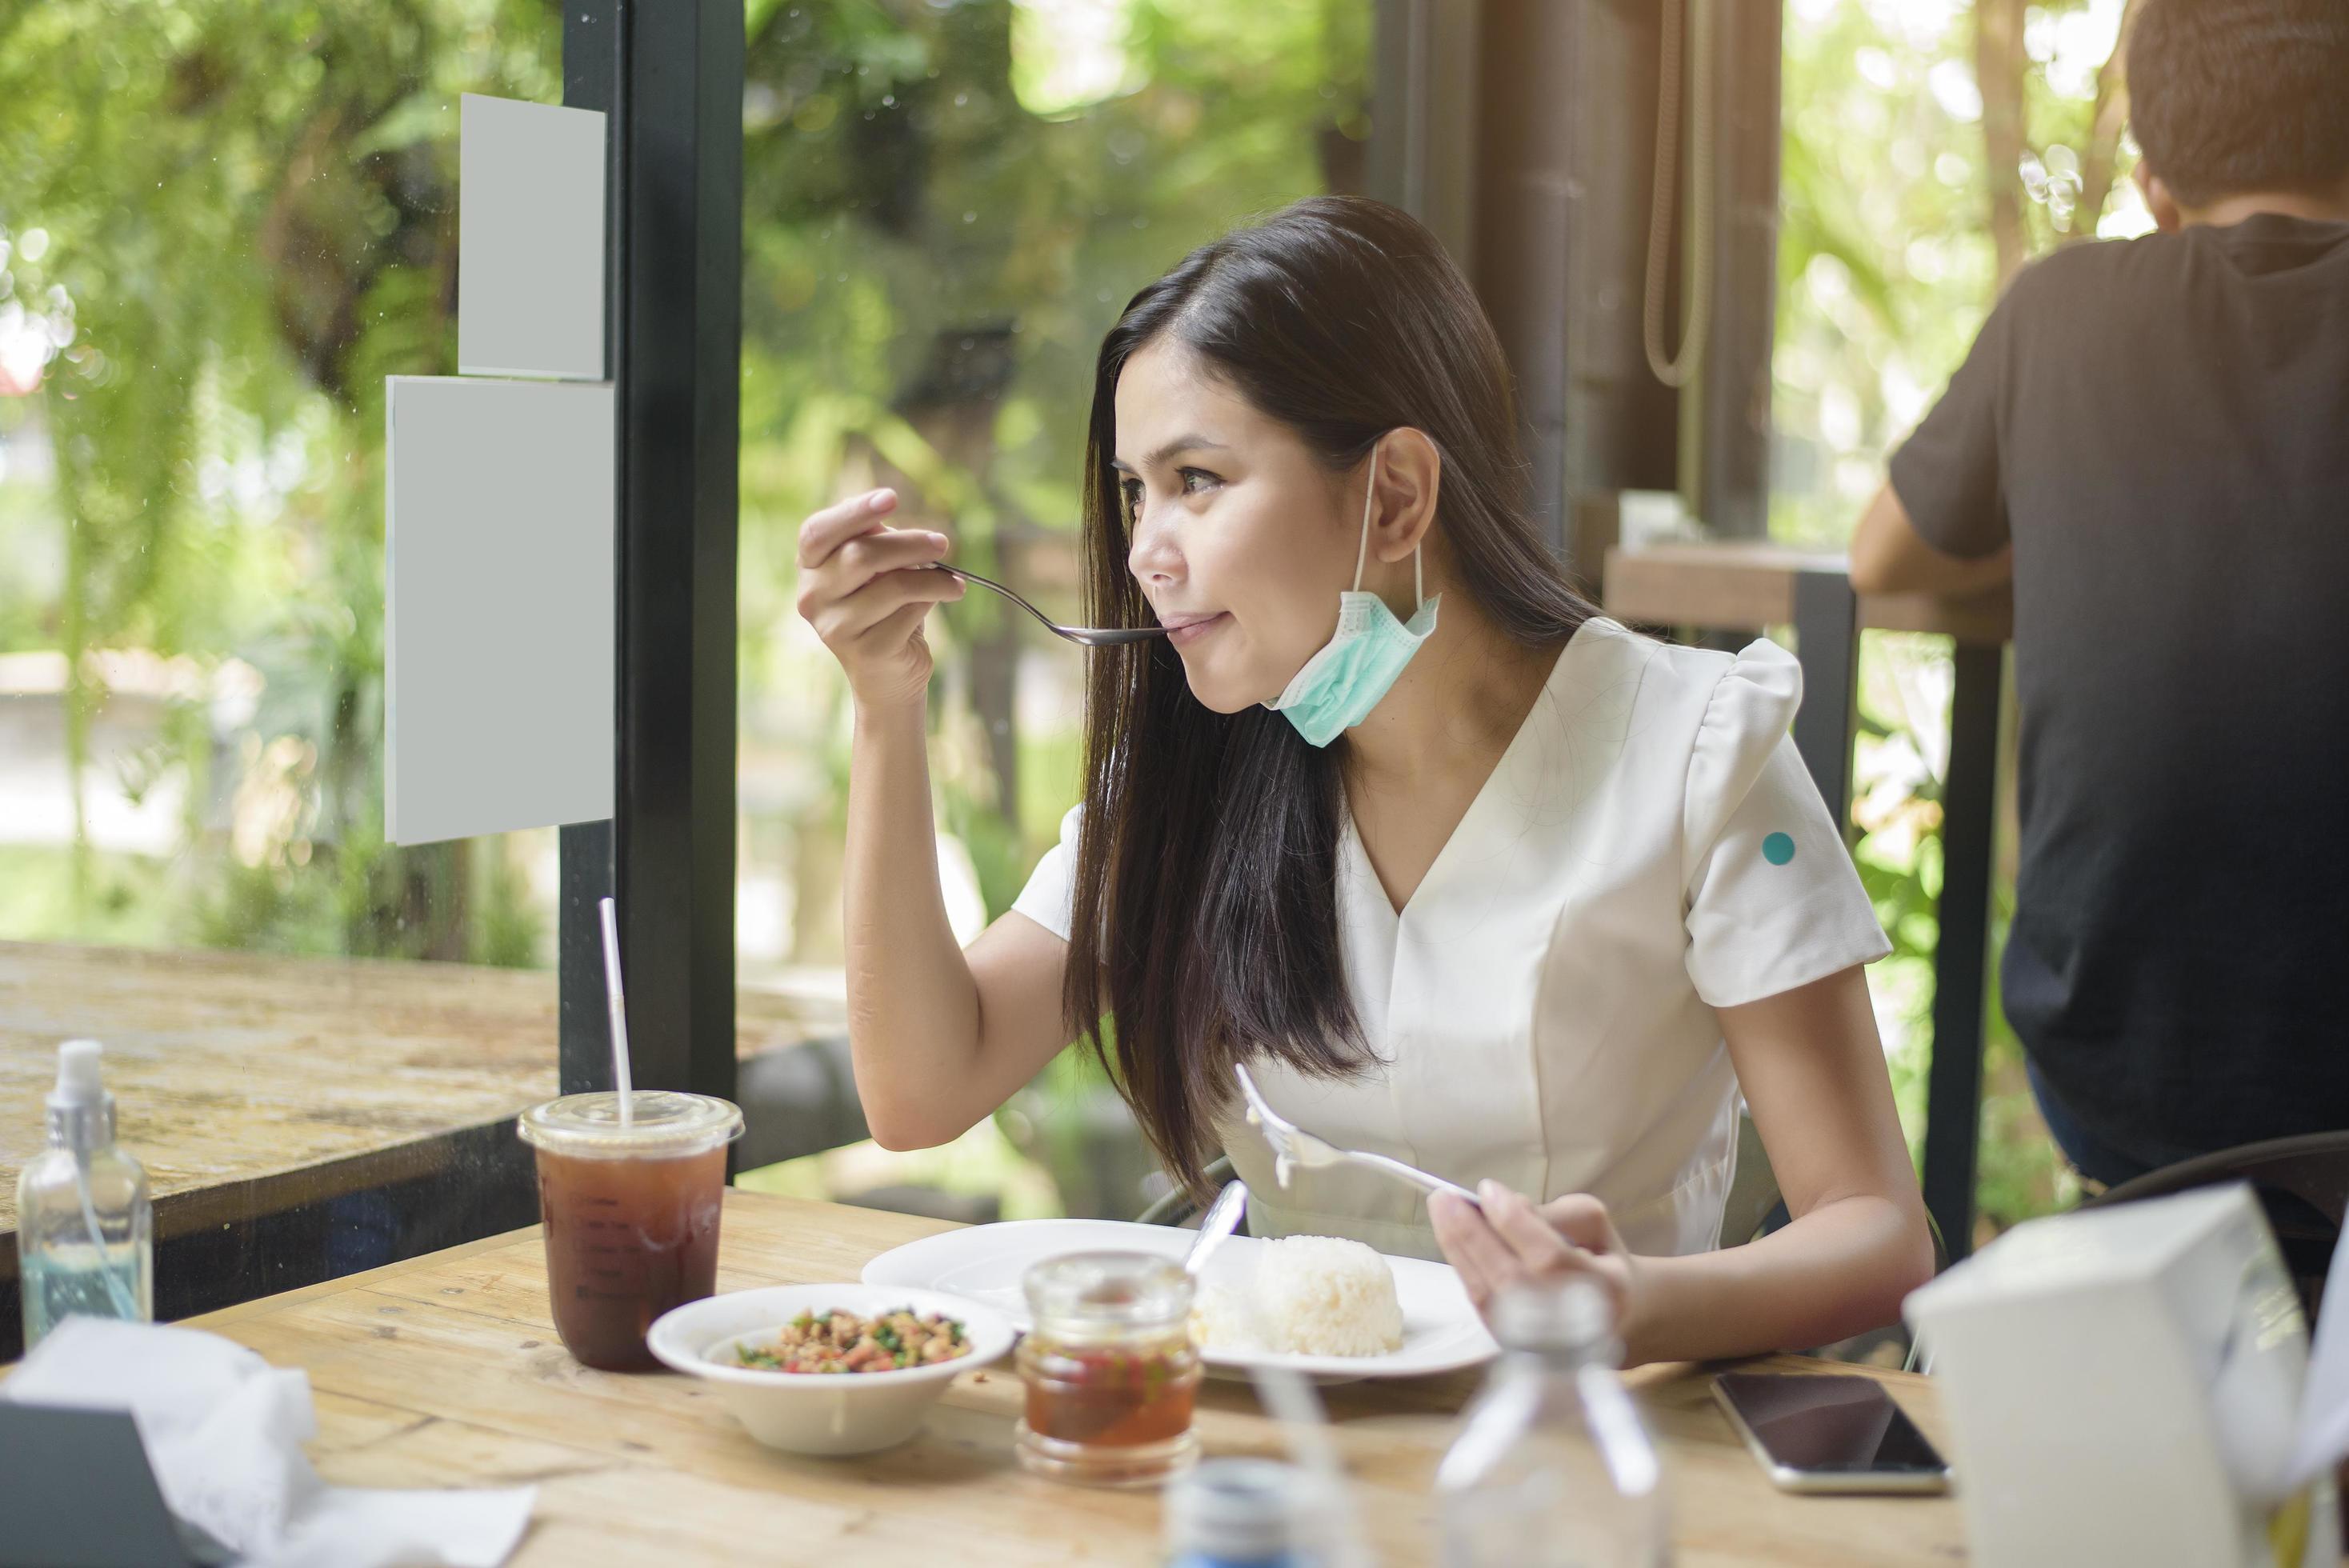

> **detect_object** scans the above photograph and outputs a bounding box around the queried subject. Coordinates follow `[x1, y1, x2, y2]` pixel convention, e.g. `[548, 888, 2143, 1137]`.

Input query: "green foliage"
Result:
[0, 0, 562, 963]
[1775, 0, 2139, 548]
[734, 0, 1369, 946]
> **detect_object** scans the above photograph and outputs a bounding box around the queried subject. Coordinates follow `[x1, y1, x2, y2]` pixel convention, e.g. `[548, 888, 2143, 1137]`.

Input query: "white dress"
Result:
[1010, 617, 1891, 1260]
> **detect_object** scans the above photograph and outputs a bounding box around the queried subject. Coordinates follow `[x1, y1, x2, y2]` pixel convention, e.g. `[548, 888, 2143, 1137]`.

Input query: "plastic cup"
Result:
[517, 1090, 744, 1370]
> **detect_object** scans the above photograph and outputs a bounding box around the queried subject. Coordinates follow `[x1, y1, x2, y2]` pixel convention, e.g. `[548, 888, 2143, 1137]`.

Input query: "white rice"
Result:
[1190, 1235, 1405, 1358]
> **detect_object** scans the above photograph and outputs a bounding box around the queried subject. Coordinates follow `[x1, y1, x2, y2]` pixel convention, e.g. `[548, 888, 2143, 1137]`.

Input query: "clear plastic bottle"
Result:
[1437, 1279, 1671, 1567]
[16, 1039, 153, 1349]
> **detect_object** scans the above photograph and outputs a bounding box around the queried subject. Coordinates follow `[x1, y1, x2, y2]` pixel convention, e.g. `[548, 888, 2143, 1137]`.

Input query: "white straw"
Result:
[597, 895, 634, 1126]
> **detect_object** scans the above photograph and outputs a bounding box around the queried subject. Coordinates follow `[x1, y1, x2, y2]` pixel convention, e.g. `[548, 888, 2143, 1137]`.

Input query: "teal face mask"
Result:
[1265, 446, 1440, 747]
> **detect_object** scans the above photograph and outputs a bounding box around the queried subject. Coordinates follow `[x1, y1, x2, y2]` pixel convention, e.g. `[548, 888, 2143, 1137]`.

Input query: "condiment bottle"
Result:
[17, 1040, 153, 1350]
[1015, 1250, 1202, 1486]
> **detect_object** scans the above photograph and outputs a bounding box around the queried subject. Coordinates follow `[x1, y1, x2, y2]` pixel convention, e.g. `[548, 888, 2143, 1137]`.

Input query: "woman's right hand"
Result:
[794, 488, 966, 711]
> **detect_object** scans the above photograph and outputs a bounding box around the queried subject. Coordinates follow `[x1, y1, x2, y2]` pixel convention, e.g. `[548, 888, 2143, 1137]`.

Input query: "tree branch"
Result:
[2072, 0, 2144, 241]
[1975, 0, 2031, 284]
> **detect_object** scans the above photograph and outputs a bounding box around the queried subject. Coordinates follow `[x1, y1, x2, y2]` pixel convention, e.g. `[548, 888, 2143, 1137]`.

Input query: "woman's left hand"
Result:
[1430, 1181, 1640, 1344]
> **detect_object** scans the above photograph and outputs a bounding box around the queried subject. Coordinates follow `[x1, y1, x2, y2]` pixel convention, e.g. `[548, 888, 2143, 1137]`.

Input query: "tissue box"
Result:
[1906, 1183, 2338, 1567]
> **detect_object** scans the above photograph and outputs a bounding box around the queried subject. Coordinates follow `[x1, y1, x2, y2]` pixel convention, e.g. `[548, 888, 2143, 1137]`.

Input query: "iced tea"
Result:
[516, 1090, 743, 1371]
[534, 1142, 726, 1370]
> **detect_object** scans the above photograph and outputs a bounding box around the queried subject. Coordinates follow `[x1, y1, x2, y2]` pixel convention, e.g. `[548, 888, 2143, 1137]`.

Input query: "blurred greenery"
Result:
[1775, 0, 2142, 546]
[0, 0, 564, 965]
[733, 0, 1370, 918]
[730, 0, 1370, 1218]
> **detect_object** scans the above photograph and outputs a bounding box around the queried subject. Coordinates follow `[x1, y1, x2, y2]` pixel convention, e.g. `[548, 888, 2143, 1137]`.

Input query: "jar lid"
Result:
[1022, 1250, 1193, 1332]
[516, 1091, 743, 1159]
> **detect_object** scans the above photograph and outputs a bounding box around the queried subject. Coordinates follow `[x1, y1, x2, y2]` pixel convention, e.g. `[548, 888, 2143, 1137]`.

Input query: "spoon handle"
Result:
[922, 562, 1059, 634]
[1185, 1180, 1251, 1277]
[923, 562, 1169, 646]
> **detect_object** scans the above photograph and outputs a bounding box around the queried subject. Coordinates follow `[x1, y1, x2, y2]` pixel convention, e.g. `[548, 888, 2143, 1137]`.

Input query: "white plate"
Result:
[861, 1218, 1498, 1382]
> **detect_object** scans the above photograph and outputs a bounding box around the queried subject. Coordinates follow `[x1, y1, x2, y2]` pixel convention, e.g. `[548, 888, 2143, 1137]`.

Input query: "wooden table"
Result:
[0, 942, 839, 1239]
[0, 942, 565, 1245]
[0, 942, 842, 1350]
[1603, 541, 2012, 1260]
[163, 1190, 1967, 1566]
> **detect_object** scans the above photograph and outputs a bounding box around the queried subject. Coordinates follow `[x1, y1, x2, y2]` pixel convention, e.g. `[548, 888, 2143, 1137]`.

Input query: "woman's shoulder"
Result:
[1562, 620, 1807, 850]
[1570, 617, 1802, 733]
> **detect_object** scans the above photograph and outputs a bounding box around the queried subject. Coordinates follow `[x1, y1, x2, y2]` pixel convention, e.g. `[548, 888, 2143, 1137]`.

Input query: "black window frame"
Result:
[559, 0, 742, 1111]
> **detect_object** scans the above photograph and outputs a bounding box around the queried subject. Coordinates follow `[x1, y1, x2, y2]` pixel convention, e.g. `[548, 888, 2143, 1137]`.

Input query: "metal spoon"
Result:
[1233, 1062, 1482, 1208]
[922, 562, 1170, 647]
[1184, 1179, 1251, 1278]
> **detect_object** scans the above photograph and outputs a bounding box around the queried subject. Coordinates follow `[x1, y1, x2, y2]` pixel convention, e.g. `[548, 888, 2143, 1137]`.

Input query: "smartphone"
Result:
[1711, 1371, 1951, 1494]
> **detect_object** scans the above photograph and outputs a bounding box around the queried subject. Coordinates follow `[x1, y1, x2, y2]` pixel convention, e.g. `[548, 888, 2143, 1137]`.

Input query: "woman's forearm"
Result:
[1624, 1193, 1933, 1366]
[842, 698, 983, 1148]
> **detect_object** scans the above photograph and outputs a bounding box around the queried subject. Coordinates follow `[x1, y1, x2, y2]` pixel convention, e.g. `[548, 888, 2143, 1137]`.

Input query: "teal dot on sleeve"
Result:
[1762, 832, 1795, 866]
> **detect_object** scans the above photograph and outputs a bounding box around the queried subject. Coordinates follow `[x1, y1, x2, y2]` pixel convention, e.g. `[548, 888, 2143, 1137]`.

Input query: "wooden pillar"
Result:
[1372, 2, 1775, 572]
[1678, 0, 1783, 542]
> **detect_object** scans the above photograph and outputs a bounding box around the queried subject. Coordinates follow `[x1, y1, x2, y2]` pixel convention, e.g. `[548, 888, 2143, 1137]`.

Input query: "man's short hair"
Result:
[2128, 0, 2349, 207]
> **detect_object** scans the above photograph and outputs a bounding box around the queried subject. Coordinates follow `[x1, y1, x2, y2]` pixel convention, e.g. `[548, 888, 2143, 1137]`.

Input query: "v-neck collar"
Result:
[1340, 626, 1587, 922]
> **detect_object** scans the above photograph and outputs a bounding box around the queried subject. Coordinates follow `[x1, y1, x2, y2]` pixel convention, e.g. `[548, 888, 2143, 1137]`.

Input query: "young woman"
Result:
[796, 196, 1933, 1364]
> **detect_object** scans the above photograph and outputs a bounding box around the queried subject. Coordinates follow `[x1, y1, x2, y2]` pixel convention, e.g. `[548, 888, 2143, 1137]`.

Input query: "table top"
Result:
[1603, 540, 2014, 646]
[172, 1190, 1967, 1566]
[0, 942, 837, 1242]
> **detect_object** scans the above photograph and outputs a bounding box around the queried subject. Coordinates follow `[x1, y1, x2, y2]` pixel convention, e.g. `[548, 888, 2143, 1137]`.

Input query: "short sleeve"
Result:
[1682, 641, 1891, 1009]
[1009, 804, 1083, 943]
[1886, 284, 2018, 560]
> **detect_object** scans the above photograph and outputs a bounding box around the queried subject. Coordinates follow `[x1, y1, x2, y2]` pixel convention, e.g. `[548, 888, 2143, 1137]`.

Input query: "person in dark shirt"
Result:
[1849, 0, 2349, 1187]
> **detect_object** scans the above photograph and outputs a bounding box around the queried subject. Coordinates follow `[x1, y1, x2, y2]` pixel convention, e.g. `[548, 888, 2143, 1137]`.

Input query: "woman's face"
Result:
[1112, 338, 1359, 713]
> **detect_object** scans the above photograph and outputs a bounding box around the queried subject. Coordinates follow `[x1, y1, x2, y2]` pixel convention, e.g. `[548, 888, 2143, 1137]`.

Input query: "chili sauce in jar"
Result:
[1015, 1250, 1202, 1486]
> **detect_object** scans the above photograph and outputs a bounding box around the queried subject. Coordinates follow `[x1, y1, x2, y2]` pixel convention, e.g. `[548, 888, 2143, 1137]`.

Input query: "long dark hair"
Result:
[1066, 195, 1595, 1191]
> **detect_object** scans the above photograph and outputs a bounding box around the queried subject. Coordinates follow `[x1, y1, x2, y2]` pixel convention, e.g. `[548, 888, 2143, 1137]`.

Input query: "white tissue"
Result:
[2, 1318, 534, 1568]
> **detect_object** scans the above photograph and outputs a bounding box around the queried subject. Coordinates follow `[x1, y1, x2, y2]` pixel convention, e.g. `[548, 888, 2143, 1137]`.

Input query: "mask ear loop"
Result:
[1348, 442, 1424, 610]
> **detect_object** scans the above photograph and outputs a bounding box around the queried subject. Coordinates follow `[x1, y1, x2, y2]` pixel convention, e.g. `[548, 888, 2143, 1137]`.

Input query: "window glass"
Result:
[0, 3, 569, 1345]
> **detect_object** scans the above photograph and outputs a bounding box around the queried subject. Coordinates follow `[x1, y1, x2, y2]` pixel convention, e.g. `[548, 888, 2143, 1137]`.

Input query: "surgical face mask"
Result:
[1265, 446, 1439, 746]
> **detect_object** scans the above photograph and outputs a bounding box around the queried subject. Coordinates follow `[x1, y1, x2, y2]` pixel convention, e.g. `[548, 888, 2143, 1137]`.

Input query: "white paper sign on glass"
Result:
[385, 376, 613, 846]
[458, 94, 606, 380]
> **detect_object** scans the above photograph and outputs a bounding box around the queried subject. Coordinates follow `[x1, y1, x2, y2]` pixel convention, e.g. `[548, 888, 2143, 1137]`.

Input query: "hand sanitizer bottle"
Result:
[16, 1039, 153, 1349]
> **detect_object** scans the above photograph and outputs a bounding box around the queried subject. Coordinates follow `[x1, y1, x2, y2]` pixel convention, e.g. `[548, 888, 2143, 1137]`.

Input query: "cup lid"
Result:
[518, 1090, 743, 1158]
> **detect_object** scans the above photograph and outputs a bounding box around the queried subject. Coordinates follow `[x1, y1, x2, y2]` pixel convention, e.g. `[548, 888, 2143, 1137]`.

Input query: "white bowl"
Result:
[648, 1284, 1015, 1456]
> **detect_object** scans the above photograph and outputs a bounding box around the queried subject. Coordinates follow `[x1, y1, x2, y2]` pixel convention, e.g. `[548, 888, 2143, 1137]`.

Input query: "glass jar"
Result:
[1015, 1250, 1203, 1486]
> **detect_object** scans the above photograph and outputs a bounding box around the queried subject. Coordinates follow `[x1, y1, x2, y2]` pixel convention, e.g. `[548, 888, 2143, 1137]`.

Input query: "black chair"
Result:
[1135, 1154, 1237, 1226]
[2084, 1131, 2349, 1322]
